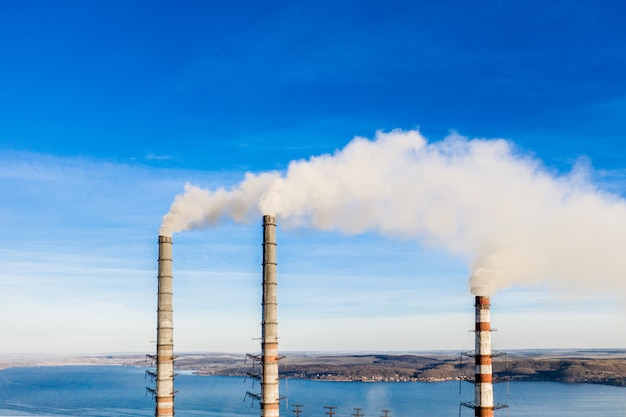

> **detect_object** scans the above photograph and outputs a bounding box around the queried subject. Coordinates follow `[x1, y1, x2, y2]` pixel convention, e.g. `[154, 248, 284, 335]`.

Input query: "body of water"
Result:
[0, 366, 624, 416]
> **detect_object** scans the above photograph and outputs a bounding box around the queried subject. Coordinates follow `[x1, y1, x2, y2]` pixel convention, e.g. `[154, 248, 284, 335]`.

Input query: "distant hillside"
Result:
[181, 350, 626, 387]
[3, 350, 626, 387]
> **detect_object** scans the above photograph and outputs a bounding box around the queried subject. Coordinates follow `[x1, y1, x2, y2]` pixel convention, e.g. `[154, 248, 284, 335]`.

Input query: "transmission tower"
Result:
[352, 407, 364, 417]
[324, 406, 338, 417]
[291, 404, 304, 417]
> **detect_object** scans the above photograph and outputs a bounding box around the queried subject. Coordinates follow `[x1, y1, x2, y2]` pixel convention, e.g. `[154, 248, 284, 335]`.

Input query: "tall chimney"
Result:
[474, 295, 493, 417]
[156, 235, 175, 417]
[261, 215, 280, 417]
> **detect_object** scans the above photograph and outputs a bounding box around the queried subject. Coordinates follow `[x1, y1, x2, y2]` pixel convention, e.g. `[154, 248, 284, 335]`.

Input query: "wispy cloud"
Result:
[0, 151, 258, 353]
[146, 152, 174, 161]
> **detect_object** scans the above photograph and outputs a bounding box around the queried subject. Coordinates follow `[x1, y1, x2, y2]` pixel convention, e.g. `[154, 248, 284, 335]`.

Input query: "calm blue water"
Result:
[0, 366, 625, 416]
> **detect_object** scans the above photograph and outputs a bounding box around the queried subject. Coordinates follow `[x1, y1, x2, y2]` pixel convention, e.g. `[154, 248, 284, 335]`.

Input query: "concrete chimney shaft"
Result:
[156, 236, 174, 417]
[474, 295, 494, 417]
[261, 215, 280, 417]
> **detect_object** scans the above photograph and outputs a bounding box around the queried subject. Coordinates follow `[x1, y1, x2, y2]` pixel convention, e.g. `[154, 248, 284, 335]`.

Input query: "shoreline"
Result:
[2, 350, 626, 387]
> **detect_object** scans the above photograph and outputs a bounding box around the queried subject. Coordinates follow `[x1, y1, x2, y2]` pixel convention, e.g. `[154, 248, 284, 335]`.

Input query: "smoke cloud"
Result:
[160, 129, 626, 296]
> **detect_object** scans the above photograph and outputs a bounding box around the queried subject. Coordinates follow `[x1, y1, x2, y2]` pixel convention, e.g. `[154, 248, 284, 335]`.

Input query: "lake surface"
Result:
[0, 366, 625, 416]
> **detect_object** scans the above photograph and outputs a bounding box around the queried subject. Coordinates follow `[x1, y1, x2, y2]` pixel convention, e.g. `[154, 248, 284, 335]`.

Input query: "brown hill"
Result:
[183, 350, 626, 387]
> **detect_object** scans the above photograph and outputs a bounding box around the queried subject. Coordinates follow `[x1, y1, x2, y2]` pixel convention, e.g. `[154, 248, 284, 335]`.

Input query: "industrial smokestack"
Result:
[261, 215, 280, 417]
[474, 295, 493, 417]
[156, 235, 175, 417]
[461, 295, 506, 416]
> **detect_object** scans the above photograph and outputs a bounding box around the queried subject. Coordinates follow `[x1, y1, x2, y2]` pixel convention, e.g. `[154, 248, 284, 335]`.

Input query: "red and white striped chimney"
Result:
[261, 215, 280, 417]
[474, 295, 493, 417]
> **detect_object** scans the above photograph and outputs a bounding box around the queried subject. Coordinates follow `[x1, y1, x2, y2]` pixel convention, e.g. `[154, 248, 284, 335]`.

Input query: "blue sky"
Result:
[1, 1, 626, 354]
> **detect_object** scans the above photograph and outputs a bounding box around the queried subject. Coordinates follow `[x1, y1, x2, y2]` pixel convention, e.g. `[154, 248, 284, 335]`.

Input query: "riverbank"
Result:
[2, 349, 626, 386]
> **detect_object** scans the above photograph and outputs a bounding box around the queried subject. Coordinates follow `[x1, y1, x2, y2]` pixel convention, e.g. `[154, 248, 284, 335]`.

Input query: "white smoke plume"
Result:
[159, 171, 280, 235]
[160, 129, 626, 296]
